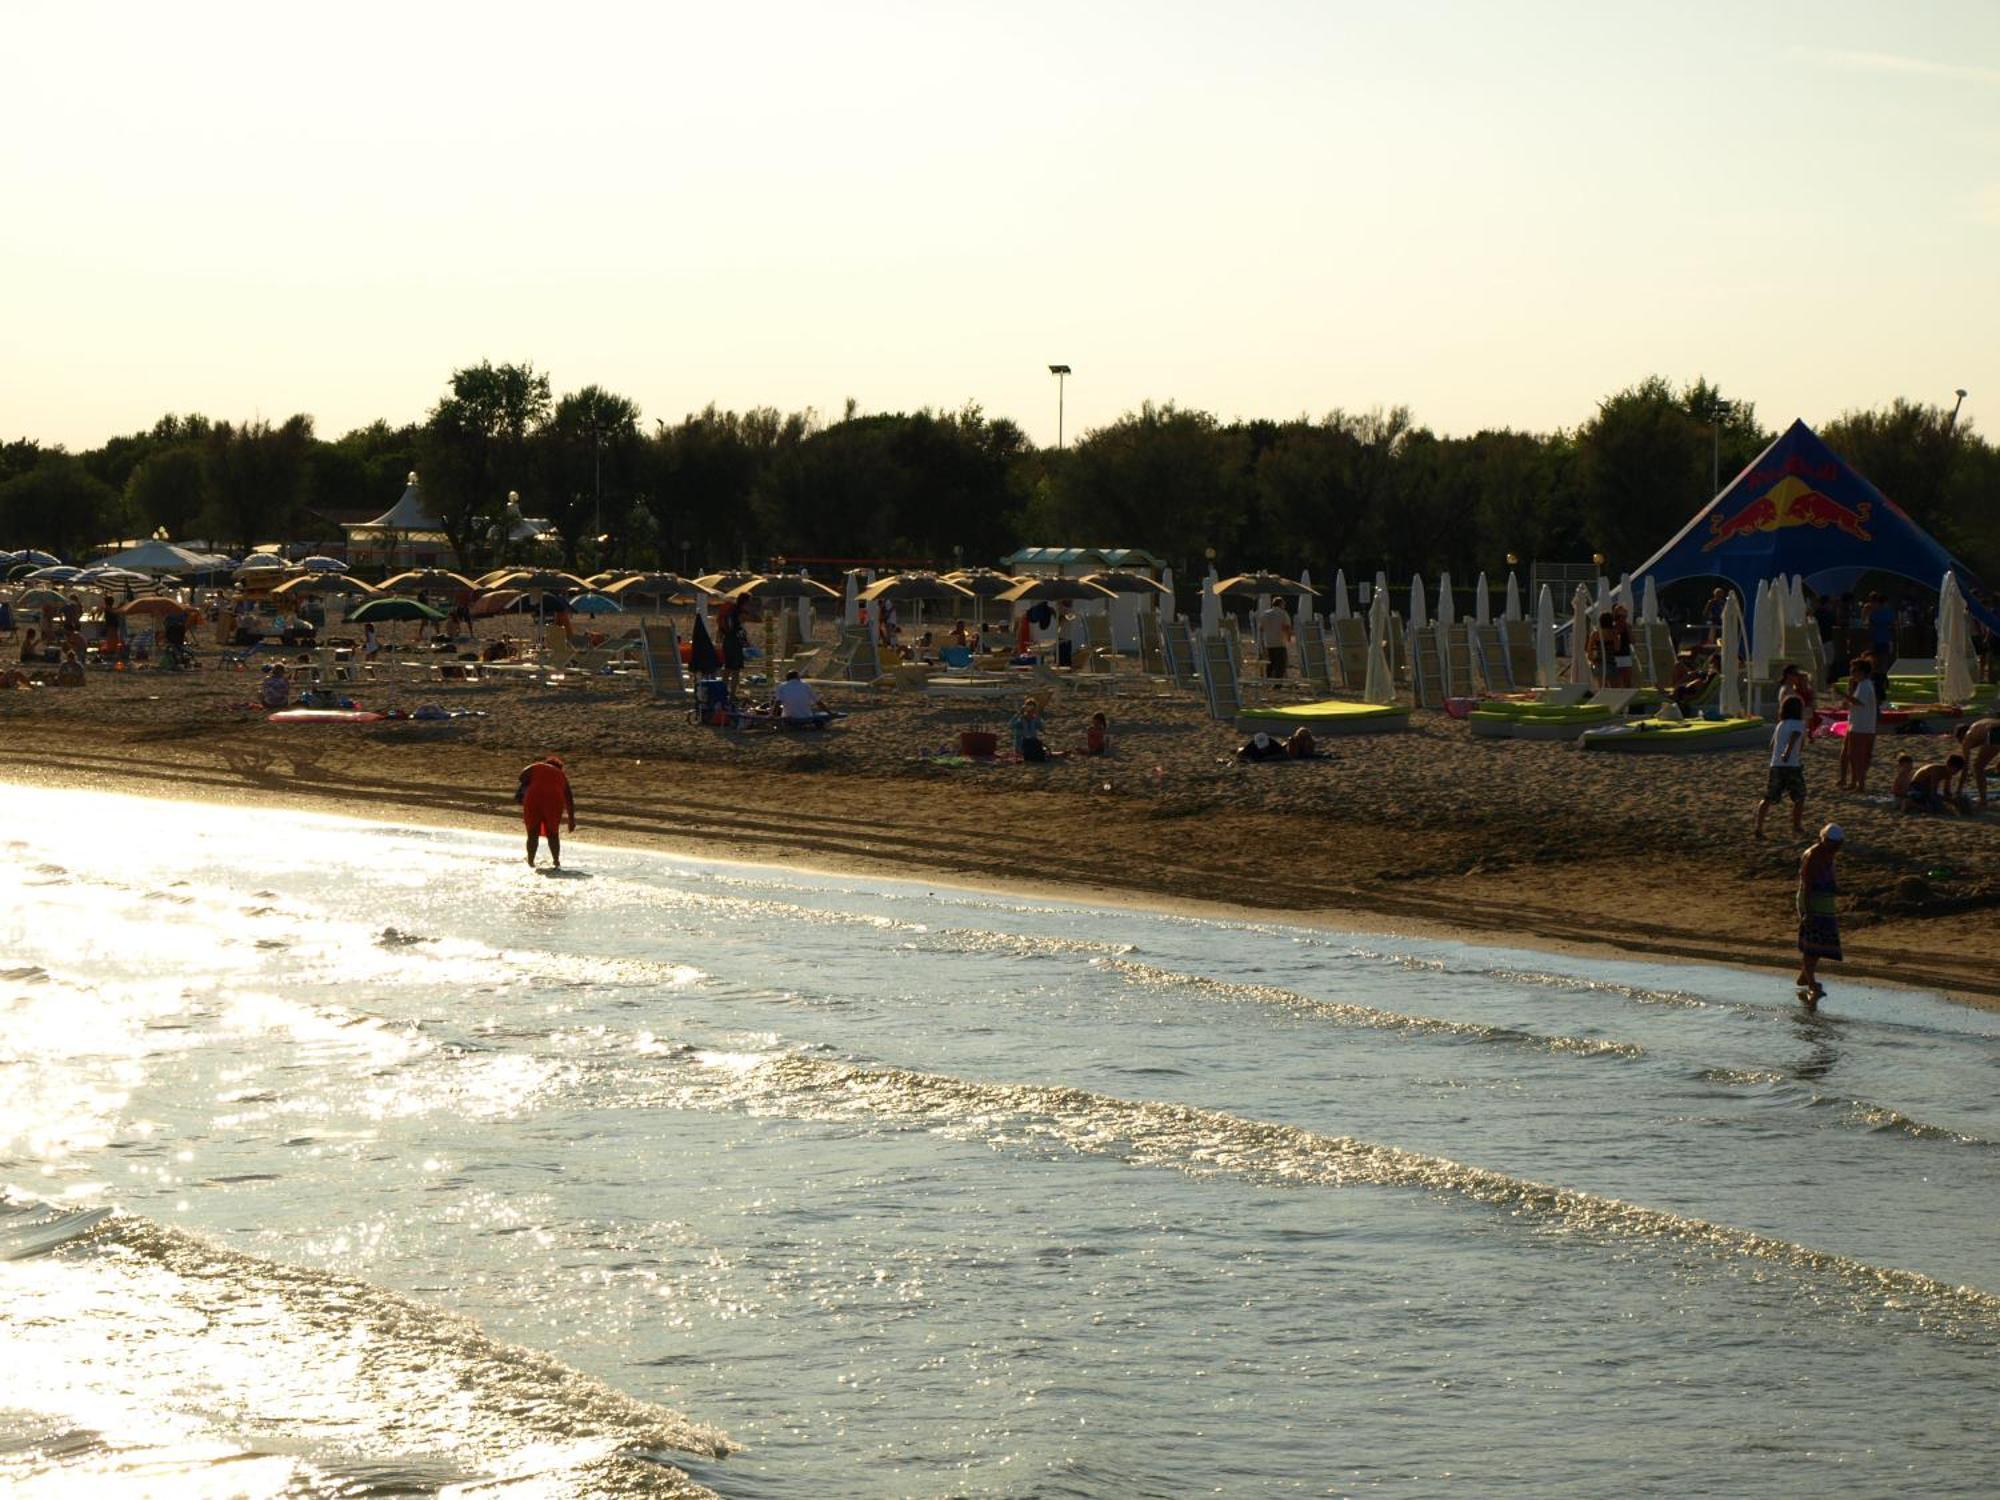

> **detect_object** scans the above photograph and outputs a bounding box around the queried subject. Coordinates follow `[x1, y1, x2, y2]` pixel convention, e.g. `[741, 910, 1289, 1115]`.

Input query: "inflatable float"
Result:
[266, 708, 385, 724]
[1469, 702, 1613, 740]
[1579, 717, 1767, 753]
[1234, 700, 1411, 735]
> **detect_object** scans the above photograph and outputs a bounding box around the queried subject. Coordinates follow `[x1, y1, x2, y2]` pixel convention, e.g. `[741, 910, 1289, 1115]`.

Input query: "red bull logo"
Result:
[1703, 477, 1871, 552]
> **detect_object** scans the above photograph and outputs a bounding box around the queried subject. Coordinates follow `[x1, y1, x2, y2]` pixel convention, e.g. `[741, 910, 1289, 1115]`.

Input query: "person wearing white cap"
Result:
[1795, 822, 1845, 1007]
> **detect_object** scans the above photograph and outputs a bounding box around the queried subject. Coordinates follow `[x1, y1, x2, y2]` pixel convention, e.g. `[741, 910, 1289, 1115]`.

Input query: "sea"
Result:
[3, 780, 1998, 1497]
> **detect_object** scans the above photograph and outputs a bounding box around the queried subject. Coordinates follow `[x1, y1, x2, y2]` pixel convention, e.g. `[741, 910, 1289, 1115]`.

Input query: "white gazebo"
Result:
[343, 472, 456, 570]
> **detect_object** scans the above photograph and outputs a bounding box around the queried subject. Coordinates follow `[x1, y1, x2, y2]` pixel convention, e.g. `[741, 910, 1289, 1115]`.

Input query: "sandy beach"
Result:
[5, 659, 1996, 1004]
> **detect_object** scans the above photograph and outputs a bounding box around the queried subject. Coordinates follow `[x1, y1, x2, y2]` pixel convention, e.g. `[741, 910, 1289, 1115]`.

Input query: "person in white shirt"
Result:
[1257, 599, 1292, 678]
[1838, 657, 1878, 792]
[1755, 695, 1809, 837]
[772, 670, 827, 726]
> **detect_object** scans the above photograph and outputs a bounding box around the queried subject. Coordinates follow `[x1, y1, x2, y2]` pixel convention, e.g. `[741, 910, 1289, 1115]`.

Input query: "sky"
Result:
[5, 0, 1996, 452]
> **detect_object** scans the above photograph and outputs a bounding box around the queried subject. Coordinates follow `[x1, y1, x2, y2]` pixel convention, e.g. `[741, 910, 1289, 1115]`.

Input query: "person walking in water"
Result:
[514, 754, 576, 868]
[1795, 822, 1844, 1008]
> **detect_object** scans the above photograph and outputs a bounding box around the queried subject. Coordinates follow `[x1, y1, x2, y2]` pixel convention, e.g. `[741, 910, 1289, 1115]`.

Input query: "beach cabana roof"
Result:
[1632, 419, 1998, 631]
[353, 472, 444, 533]
[95, 539, 221, 577]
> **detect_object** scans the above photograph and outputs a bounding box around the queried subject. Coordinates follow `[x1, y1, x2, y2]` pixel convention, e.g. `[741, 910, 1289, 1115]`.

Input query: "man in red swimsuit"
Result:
[514, 754, 576, 868]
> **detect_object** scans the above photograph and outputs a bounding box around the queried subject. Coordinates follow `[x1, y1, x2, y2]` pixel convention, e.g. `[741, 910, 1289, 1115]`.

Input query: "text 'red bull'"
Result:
[1703, 477, 1872, 552]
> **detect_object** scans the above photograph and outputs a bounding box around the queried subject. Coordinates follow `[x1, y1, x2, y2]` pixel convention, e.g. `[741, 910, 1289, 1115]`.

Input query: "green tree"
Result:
[199, 416, 315, 551]
[538, 385, 643, 567]
[423, 361, 551, 571]
[126, 445, 208, 541]
[0, 454, 120, 557]
[1040, 401, 1251, 571]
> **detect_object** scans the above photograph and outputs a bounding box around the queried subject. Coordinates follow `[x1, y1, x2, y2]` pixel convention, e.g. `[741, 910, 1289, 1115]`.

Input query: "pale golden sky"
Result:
[5, 0, 1995, 450]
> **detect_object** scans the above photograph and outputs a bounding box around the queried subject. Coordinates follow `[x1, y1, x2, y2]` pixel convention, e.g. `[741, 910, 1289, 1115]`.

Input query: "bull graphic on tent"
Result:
[1701, 477, 1871, 552]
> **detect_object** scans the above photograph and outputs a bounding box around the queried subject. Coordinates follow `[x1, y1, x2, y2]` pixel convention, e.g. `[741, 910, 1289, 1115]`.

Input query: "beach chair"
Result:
[639, 624, 688, 700]
[1468, 623, 1511, 691]
[1297, 618, 1338, 692]
[1441, 623, 1478, 698]
[1500, 619, 1540, 690]
[1199, 630, 1243, 720]
[1635, 620, 1677, 689]
[815, 625, 883, 684]
[1590, 687, 1638, 715]
[1161, 619, 1201, 691]
[1408, 625, 1447, 709]
[1330, 617, 1368, 689]
[1138, 610, 1167, 676]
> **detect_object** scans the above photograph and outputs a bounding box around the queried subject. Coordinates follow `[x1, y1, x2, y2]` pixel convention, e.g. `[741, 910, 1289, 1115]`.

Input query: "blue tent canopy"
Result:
[1631, 419, 1998, 634]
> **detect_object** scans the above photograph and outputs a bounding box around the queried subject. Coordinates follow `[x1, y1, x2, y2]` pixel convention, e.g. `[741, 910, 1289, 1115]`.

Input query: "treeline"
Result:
[3, 368, 1995, 585]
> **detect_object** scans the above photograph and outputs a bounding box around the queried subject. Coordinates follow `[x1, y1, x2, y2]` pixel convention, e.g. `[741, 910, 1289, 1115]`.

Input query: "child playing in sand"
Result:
[1889, 753, 1915, 803]
[1084, 711, 1108, 755]
[1754, 696, 1808, 838]
[1901, 754, 1965, 815]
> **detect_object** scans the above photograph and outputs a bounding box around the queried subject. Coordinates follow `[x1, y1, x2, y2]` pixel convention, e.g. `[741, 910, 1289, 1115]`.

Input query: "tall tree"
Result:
[539, 385, 642, 567]
[0, 454, 121, 557]
[126, 445, 208, 541]
[423, 361, 551, 571]
[199, 416, 315, 551]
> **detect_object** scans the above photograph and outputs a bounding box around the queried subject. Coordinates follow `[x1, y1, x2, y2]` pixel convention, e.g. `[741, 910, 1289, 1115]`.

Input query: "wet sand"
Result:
[5, 658, 1996, 1004]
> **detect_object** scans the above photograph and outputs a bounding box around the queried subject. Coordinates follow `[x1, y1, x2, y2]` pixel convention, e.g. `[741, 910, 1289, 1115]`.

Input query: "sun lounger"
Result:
[1161, 619, 1201, 691]
[1329, 617, 1368, 688]
[639, 624, 688, 700]
[1297, 618, 1338, 692]
[1199, 630, 1243, 720]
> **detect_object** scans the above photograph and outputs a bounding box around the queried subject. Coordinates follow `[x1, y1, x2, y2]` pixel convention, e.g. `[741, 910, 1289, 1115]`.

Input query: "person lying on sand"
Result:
[1237, 732, 1286, 761]
[1954, 718, 1999, 808]
[1900, 754, 1965, 815]
[1285, 726, 1318, 759]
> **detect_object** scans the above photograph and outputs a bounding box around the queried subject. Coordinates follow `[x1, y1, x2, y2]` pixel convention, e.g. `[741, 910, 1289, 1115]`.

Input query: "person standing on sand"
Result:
[1838, 657, 1878, 791]
[1755, 696, 1809, 837]
[514, 755, 576, 868]
[1795, 823, 1844, 1007]
[1257, 597, 1292, 678]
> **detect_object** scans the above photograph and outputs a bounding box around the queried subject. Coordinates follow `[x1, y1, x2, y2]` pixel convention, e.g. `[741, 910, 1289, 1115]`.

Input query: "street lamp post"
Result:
[1710, 398, 1734, 498]
[1948, 388, 1969, 433]
[1048, 364, 1072, 449]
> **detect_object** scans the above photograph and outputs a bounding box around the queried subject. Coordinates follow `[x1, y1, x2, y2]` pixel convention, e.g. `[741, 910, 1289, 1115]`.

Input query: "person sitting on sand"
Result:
[259, 663, 292, 709]
[1755, 695, 1809, 838]
[1285, 726, 1318, 759]
[1795, 822, 1844, 1007]
[0, 600, 12, 638]
[1901, 754, 1965, 815]
[1237, 731, 1287, 761]
[0, 667, 28, 690]
[1889, 753, 1916, 802]
[514, 754, 576, 868]
[1953, 718, 1999, 808]
[53, 650, 86, 688]
[1084, 711, 1109, 755]
[772, 669, 830, 728]
[18, 627, 40, 664]
[1010, 697, 1050, 762]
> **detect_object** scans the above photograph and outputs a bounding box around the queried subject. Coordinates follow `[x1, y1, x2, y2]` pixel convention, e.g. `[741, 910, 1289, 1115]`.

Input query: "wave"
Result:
[1102, 959, 1642, 1058]
[687, 1055, 2000, 1331]
[0, 1197, 731, 1497]
[1695, 1070, 1992, 1145]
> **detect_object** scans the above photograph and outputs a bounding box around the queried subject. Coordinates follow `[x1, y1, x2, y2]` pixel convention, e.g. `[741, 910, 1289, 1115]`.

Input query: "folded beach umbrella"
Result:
[1160, 565, 1177, 621]
[1199, 567, 1220, 636]
[1535, 584, 1557, 689]
[797, 592, 814, 644]
[1474, 572, 1491, 627]
[1789, 573, 1809, 627]
[1408, 574, 1428, 631]
[1593, 575, 1610, 614]
[1364, 589, 1393, 704]
[688, 611, 721, 675]
[1505, 572, 1524, 623]
[1332, 569, 1350, 620]
[1939, 572, 1975, 705]
[1641, 575, 1660, 625]
[1719, 592, 1746, 717]
[1437, 572, 1455, 629]
[843, 570, 860, 627]
[1568, 585, 1594, 687]
[1748, 581, 1776, 682]
[1296, 567, 1314, 625]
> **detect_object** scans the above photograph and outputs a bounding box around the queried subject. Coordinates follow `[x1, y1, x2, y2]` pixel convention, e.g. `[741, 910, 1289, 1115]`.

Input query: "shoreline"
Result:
[9, 744, 1995, 1011]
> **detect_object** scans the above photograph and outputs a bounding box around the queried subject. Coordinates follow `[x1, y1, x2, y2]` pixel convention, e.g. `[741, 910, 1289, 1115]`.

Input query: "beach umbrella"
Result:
[17, 549, 61, 567]
[1641, 575, 1660, 625]
[1332, 569, 1351, 620]
[348, 595, 447, 624]
[470, 589, 526, 618]
[1199, 566, 1220, 636]
[272, 573, 377, 597]
[1535, 584, 1557, 689]
[1939, 572, 1975, 705]
[842, 571, 860, 627]
[1160, 565, 1177, 622]
[691, 570, 760, 595]
[15, 587, 70, 610]
[1505, 571, 1523, 623]
[1364, 589, 1393, 704]
[1593, 575, 1611, 614]
[943, 569, 1026, 598]
[1616, 571, 1635, 621]
[381, 568, 474, 592]
[112, 595, 191, 618]
[1076, 570, 1169, 596]
[1296, 567, 1314, 626]
[1719, 592, 1746, 718]
[235, 553, 289, 574]
[1474, 572, 1491, 627]
[1789, 573, 1809, 627]
[298, 555, 348, 574]
[864, 573, 976, 604]
[1568, 584, 1594, 687]
[566, 591, 625, 615]
[1408, 574, 1428, 631]
[496, 568, 590, 593]
[1213, 572, 1312, 600]
[1749, 580, 1777, 683]
[23, 565, 80, 582]
[728, 574, 840, 602]
[996, 576, 1110, 604]
[796, 591, 814, 646]
[1437, 571, 1456, 629]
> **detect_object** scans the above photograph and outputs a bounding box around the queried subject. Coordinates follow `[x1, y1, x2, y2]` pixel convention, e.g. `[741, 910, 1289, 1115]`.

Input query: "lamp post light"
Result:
[1948, 388, 1969, 433]
[1709, 398, 1734, 498]
[1048, 364, 1072, 449]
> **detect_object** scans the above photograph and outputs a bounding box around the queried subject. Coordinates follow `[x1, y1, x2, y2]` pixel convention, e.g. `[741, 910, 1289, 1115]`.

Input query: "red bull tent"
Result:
[1631, 418, 1999, 633]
